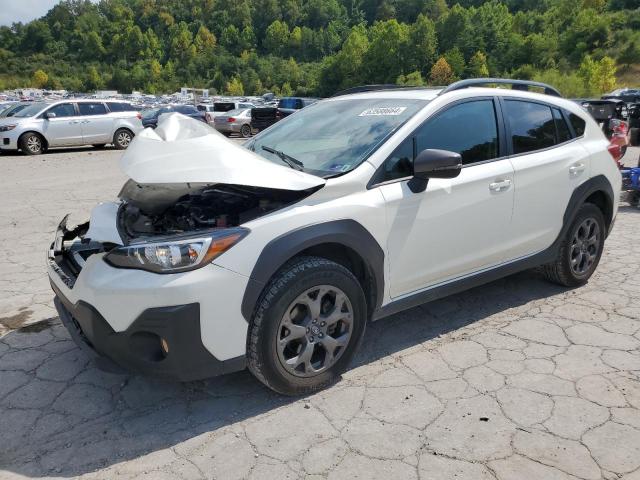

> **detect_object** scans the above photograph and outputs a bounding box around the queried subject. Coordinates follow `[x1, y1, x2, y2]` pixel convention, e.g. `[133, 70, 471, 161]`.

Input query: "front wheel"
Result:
[542, 203, 606, 287]
[20, 133, 45, 155]
[247, 256, 367, 396]
[113, 129, 133, 149]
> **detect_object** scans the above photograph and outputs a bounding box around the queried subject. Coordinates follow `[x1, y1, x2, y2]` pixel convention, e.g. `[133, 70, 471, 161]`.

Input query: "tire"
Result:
[19, 132, 45, 155]
[113, 129, 133, 149]
[247, 256, 367, 396]
[92, 144, 106, 149]
[240, 124, 252, 138]
[630, 192, 640, 208]
[542, 203, 606, 287]
[630, 128, 639, 147]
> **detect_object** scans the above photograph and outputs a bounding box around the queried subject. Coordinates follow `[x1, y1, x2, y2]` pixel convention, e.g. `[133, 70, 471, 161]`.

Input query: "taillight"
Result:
[136, 112, 142, 120]
[227, 117, 236, 123]
[613, 120, 628, 135]
[607, 143, 623, 166]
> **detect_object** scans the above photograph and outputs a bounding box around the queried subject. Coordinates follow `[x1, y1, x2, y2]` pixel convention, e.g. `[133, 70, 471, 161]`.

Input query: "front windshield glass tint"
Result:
[250, 98, 427, 176]
[13, 102, 48, 118]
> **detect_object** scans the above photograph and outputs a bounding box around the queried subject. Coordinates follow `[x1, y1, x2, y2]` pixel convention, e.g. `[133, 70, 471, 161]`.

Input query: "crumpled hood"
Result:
[119, 113, 325, 191]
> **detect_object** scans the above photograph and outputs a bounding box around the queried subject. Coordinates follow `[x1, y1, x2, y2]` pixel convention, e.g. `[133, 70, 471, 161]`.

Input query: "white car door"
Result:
[40, 103, 84, 146]
[500, 99, 591, 260]
[376, 98, 515, 298]
[77, 102, 113, 144]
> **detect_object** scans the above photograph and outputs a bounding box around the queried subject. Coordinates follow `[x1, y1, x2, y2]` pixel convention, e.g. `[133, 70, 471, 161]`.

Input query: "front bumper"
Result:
[47, 216, 251, 381]
[52, 286, 245, 381]
[0, 130, 19, 150]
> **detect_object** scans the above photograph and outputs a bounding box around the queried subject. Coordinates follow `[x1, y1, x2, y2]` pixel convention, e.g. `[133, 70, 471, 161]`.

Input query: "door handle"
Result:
[82, 120, 90, 124]
[69, 120, 79, 124]
[569, 163, 585, 175]
[489, 179, 512, 192]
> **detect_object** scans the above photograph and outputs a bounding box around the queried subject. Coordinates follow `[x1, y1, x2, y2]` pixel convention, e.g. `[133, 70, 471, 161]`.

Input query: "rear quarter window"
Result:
[569, 113, 586, 137]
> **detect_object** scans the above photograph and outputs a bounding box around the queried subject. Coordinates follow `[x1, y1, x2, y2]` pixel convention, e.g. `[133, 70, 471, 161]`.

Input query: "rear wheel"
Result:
[630, 128, 639, 147]
[19, 133, 45, 155]
[113, 129, 133, 149]
[247, 256, 367, 396]
[240, 124, 252, 138]
[542, 203, 606, 287]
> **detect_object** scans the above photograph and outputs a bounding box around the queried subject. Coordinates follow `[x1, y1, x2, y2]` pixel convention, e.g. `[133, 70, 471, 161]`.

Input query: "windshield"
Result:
[13, 102, 48, 118]
[248, 98, 427, 176]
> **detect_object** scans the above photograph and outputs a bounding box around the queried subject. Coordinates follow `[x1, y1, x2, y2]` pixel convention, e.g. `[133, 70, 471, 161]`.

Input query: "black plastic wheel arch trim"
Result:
[241, 219, 385, 321]
[373, 174, 615, 321]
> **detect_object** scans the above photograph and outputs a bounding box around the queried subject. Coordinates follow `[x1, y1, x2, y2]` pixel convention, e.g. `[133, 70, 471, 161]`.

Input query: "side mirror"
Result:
[409, 149, 462, 193]
[414, 149, 462, 179]
[43, 112, 56, 119]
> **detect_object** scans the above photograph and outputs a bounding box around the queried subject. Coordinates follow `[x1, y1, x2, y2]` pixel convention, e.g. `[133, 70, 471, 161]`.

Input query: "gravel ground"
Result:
[0, 145, 639, 479]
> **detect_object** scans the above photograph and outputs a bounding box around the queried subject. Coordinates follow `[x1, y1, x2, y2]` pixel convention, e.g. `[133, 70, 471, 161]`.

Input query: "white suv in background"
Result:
[48, 79, 621, 395]
[0, 99, 143, 155]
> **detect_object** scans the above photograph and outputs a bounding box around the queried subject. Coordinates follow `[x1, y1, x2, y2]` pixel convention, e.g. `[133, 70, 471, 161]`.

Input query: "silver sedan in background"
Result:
[212, 108, 253, 138]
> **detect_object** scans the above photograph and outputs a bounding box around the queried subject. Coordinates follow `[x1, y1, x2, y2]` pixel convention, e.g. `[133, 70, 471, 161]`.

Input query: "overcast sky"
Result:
[0, 0, 65, 26]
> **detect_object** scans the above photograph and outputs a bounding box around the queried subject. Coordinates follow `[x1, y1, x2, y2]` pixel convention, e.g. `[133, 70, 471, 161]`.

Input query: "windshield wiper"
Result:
[261, 145, 304, 171]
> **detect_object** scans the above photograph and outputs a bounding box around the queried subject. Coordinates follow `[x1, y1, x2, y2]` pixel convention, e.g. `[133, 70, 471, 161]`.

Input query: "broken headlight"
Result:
[104, 228, 248, 273]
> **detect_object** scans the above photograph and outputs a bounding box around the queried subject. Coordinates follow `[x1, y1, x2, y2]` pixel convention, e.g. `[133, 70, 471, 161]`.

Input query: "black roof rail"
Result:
[439, 78, 562, 97]
[332, 84, 437, 97]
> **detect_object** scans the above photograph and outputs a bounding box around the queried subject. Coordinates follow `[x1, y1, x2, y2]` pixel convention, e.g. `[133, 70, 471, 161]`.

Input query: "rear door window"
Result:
[78, 103, 107, 116]
[504, 100, 555, 154]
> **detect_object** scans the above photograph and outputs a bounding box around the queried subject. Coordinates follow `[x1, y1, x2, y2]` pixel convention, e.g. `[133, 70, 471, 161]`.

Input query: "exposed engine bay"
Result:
[117, 179, 318, 240]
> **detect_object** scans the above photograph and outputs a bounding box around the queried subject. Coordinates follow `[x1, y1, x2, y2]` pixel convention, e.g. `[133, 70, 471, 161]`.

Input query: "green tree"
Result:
[84, 65, 104, 90]
[362, 19, 410, 83]
[264, 20, 290, 55]
[618, 41, 640, 69]
[444, 47, 466, 79]
[32, 69, 49, 88]
[397, 71, 425, 86]
[408, 14, 438, 76]
[226, 76, 245, 95]
[468, 51, 490, 77]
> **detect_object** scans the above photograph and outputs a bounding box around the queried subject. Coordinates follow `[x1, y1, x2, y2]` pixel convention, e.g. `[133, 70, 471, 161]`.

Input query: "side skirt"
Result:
[372, 247, 556, 321]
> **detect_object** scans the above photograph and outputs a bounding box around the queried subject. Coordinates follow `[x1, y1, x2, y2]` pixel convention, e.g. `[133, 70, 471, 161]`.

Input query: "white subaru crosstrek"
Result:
[48, 79, 621, 395]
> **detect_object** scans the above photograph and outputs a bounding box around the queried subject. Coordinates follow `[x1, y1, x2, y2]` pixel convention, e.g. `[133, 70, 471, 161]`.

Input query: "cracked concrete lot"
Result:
[1, 146, 640, 479]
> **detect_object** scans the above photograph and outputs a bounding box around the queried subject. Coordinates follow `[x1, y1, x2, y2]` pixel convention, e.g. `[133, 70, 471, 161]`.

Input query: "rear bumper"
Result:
[53, 284, 245, 381]
[214, 123, 243, 133]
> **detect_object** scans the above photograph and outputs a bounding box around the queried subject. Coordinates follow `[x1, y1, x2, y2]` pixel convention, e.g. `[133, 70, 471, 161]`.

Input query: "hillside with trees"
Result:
[0, 0, 638, 97]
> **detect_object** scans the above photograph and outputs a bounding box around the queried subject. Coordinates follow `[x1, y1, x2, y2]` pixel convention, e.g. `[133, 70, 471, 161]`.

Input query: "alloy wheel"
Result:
[26, 135, 41, 153]
[570, 217, 600, 276]
[276, 285, 353, 377]
[117, 131, 132, 147]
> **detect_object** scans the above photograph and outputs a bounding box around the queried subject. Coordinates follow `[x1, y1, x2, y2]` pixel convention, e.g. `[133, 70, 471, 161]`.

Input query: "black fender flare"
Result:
[241, 219, 385, 321]
[559, 174, 615, 241]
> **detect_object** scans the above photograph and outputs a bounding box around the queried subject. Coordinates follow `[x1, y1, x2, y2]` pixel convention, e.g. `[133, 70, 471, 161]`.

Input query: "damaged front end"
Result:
[108, 180, 318, 273]
[52, 113, 325, 278]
